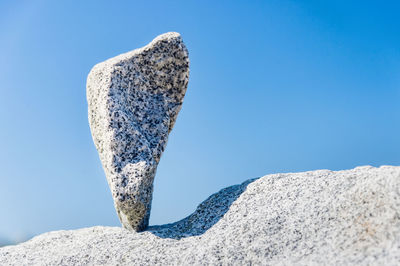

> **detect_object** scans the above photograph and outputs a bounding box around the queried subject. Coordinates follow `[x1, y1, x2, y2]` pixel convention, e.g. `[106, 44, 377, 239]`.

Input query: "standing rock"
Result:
[86, 32, 189, 231]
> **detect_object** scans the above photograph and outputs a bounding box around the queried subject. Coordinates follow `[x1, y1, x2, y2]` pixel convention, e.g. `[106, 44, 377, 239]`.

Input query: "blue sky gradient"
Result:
[0, 0, 399, 243]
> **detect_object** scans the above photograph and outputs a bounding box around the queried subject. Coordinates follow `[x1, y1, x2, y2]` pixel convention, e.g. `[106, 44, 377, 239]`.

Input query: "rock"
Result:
[1, 166, 400, 265]
[86, 32, 189, 231]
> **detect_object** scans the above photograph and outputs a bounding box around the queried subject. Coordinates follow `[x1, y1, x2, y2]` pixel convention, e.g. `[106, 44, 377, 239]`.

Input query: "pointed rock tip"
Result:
[153, 32, 182, 41]
[148, 32, 184, 46]
[90, 32, 185, 69]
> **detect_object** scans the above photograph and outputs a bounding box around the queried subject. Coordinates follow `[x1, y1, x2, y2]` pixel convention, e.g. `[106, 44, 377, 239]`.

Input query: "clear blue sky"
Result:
[1, 0, 399, 243]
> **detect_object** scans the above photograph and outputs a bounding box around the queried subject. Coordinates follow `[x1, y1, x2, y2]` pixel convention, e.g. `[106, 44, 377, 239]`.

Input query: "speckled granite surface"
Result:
[87, 32, 189, 231]
[1, 166, 399, 265]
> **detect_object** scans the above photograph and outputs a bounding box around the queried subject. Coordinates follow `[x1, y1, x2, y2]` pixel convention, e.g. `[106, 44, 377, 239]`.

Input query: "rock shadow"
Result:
[147, 177, 258, 239]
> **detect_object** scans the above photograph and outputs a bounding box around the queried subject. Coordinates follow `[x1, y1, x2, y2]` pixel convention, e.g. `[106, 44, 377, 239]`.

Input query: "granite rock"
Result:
[1, 166, 400, 265]
[87, 32, 189, 231]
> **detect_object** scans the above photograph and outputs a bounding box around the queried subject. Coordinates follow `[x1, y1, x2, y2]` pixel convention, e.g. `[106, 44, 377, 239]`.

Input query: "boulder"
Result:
[1, 166, 400, 265]
[86, 32, 189, 231]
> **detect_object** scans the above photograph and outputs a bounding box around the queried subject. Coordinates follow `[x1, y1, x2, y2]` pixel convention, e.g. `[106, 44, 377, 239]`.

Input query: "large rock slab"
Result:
[87, 32, 189, 231]
[1, 166, 400, 265]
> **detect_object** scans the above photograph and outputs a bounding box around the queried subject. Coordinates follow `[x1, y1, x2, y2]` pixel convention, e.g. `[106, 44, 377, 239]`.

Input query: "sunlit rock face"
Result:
[2, 166, 400, 265]
[87, 32, 189, 231]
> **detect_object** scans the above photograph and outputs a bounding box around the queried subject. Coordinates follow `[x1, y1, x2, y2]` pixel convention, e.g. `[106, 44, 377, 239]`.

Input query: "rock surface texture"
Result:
[1, 166, 400, 265]
[86, 32, 189, 231]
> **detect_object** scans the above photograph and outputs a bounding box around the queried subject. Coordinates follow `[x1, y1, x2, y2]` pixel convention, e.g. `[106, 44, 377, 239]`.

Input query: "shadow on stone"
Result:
[147, 177, 258, 239]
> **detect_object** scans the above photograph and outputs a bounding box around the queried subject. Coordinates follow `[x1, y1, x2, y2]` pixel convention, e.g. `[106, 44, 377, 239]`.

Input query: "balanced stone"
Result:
[86, 32, 189, 231]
